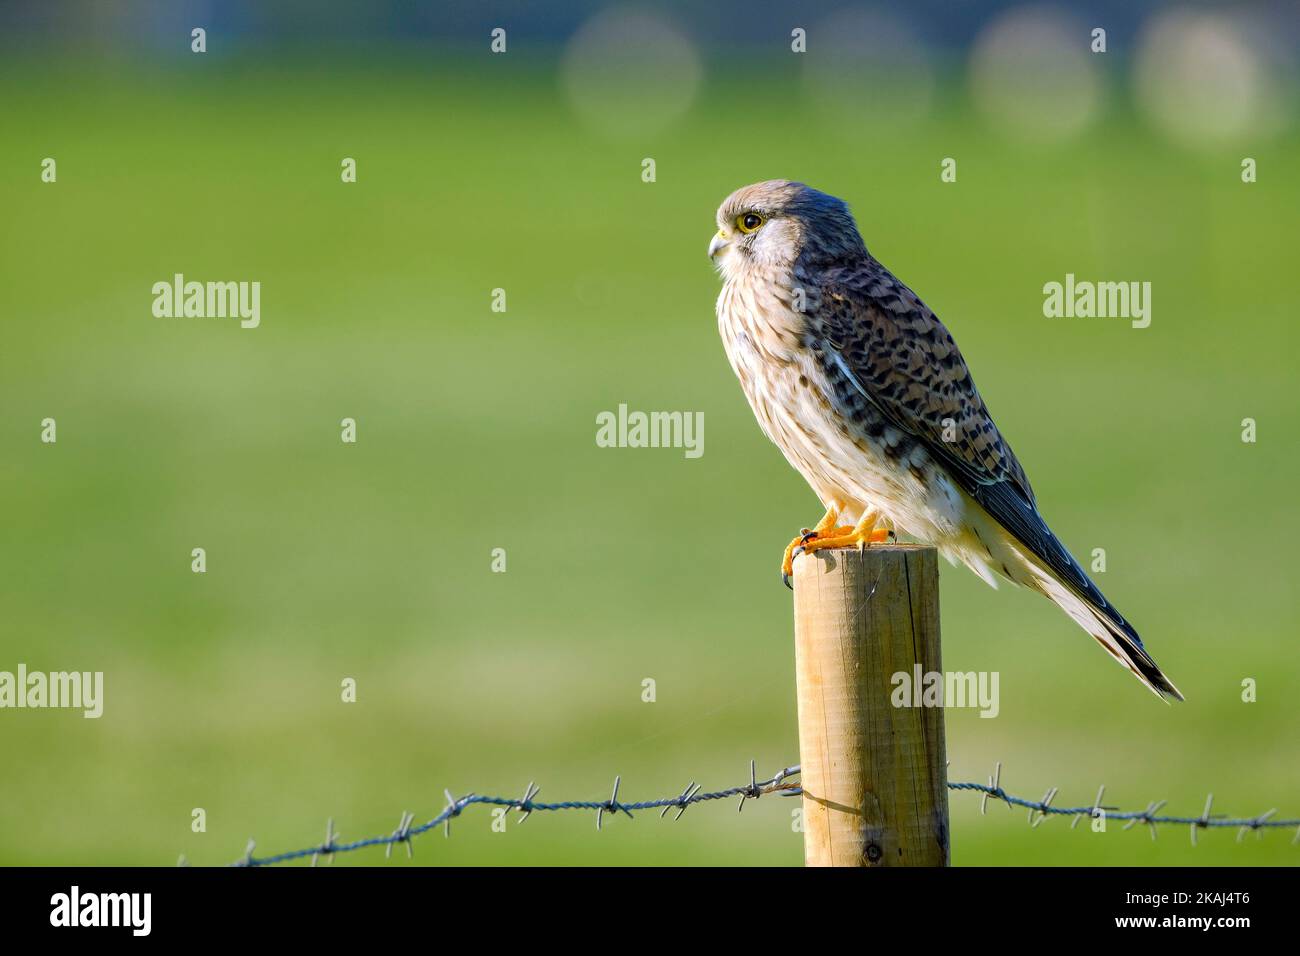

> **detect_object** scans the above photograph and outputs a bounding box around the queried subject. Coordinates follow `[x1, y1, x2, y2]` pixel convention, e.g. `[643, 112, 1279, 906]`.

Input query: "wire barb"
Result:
[1122, 800, 1168, 840]
[442, 789, 469, 838]
[596, 776, 629, 831]
[1029, 787, 1059, 828]
[662, 781, 700, 820]
[1238, 808, 1277, 843]
[1071, 785, 1106, 830]
[515, 782, 540, 824]
[980, 761, 1012, 815]
[1192, 794, 1214, 847]
[312, 817, 338, 867]
[385, 811, 415, 860]
[737, 759, 761, 812]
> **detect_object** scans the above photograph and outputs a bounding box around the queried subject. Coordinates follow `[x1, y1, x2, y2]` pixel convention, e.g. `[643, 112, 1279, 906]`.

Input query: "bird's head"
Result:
[709, 180, 865, 279]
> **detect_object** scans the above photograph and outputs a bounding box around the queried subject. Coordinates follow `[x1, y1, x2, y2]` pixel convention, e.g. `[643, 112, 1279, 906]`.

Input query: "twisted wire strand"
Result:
[220, 762, 1300, 867]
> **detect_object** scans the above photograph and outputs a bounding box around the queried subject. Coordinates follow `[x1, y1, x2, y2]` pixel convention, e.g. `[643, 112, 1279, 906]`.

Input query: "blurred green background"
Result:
[1, 4, 1298, 866]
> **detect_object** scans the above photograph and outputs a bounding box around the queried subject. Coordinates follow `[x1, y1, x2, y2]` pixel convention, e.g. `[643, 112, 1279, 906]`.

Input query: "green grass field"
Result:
[1, 54, 1297, 865]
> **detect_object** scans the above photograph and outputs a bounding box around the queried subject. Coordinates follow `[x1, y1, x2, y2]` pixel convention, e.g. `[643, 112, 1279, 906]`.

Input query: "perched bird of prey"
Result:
[709, 180, 1181, 700]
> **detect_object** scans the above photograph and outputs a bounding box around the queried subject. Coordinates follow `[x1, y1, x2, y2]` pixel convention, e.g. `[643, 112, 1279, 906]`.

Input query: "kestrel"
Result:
[709, 180, 1181, 700]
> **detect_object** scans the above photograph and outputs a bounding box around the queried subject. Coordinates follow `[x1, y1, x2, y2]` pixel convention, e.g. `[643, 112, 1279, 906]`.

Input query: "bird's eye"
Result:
[736, 212, 764, 234]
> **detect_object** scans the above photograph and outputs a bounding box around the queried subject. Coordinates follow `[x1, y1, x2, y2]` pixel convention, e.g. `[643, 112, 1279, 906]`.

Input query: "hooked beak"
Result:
[708, 230, 730, 260]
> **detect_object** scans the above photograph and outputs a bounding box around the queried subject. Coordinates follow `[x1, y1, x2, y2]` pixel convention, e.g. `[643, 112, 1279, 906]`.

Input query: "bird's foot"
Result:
[782, 512, 892, 589]
[796, 526, 891, 558]
[781, 526, 853, 588]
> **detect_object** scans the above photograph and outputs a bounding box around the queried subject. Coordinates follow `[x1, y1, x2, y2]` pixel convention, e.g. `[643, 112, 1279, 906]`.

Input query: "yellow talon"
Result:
[781, 503, 846, 588]
[787, 509, 889, 585]
[796, 526, 891, 557]
[782, 526, 853, 583]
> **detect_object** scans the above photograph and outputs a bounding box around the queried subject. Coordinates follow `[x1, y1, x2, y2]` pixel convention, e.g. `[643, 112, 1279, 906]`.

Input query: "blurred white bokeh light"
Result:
[1134, 8, 1291, 148]
[803, 7, 935, 130]
[969, 4, 1102, 144]
[561, 6, 702, 139]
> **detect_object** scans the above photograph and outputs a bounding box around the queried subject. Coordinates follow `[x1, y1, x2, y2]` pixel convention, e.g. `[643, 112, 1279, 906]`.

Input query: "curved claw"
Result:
[782, 520, 855, 591]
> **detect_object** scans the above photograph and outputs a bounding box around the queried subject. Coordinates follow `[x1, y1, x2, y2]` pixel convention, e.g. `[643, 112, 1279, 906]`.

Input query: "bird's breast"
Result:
[716, 276, 962, 538]
[717, 275, 804, 361]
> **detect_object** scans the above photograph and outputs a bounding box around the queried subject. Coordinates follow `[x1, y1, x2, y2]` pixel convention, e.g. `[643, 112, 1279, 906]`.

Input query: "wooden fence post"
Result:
[792, 544, 949, 866]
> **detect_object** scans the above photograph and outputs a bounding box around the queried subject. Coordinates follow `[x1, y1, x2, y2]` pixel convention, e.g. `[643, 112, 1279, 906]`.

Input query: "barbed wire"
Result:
[210, 759, 1300, 867]
[222, 761, 801, 867]
[955, 761, 1300, 845]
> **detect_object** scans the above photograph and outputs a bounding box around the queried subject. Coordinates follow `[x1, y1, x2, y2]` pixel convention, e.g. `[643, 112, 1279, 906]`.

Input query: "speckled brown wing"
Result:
[809, 258, 1153, 661]
[810, 258, 1034, 506]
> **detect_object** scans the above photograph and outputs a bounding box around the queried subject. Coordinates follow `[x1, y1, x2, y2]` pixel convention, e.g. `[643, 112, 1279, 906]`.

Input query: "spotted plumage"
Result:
[710, 180, 1181, 701]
